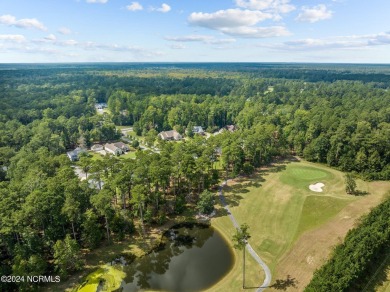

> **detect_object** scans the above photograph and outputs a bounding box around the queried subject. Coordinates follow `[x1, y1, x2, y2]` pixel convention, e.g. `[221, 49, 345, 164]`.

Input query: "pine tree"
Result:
[232, 223, 251, 288]
[345, 173, 357, 194]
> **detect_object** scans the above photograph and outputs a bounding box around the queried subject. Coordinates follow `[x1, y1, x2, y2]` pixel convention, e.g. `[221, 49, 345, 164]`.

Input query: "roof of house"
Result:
[67, 147, 86, 159]
[226, 125, 237, 132]
[104, 143, 121, 153]
[113, 142, 128, 149]
[218, 125, 238, 134]
[159, 130, 181, 139]
[91, 144, 103, 150]
[193, 126, 204, 133]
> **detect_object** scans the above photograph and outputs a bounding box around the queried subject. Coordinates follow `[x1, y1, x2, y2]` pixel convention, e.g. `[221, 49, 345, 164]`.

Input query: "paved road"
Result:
[219, 181, 272, 292]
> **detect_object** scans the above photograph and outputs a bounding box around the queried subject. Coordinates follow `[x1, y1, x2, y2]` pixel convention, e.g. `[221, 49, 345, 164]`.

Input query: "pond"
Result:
[119, 223, 234, 292]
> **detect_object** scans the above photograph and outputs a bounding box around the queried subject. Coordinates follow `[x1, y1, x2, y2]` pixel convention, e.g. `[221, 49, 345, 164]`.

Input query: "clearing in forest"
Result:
[209, 159, 390, 292]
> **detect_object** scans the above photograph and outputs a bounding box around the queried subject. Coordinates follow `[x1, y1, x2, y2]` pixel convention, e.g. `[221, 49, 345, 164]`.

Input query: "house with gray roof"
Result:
[113, 142, 129, 152]
[67, 147, 87, 161]
[193, 126, 205, 135]
[158, 130, 182, 141]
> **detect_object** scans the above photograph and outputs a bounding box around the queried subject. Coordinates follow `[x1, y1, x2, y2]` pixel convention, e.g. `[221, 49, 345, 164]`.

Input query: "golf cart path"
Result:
[219, 181, 272, 292]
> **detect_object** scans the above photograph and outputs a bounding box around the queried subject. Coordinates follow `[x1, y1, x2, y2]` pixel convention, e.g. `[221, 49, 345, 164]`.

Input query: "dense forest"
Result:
[0, 63, 389, 290]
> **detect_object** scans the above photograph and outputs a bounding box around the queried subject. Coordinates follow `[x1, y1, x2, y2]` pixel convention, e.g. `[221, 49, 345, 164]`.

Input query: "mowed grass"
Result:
[295, 195, 350, 238]
[208, 159, 390, 292]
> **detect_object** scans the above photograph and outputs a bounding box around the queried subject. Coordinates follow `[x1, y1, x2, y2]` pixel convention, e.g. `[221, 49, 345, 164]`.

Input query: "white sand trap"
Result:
[309, 182, 325, 192]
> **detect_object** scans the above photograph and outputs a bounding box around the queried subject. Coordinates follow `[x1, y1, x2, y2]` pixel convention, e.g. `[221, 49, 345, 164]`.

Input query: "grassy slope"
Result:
[208, 159, 390, 292]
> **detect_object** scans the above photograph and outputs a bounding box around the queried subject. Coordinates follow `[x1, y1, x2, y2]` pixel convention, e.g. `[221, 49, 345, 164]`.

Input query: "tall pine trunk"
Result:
[139, 203, 145, 238]
[105, 216, 110, 241]
[243, 247, 246, 289]
[71, 221, 76, 240]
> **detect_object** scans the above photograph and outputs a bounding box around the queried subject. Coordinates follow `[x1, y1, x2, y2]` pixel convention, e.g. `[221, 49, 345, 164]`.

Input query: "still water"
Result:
[120, 223, 234, 292]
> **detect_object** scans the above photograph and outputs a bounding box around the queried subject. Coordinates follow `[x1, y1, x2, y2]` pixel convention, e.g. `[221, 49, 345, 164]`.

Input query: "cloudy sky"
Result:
[1, 0, 390, 63]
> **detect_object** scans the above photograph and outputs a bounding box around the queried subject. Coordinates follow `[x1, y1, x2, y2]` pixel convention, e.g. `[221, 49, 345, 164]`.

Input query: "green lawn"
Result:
[89, 152, 103, 161]
[279, 165, 332, 189]
[125, 130, 145, 143]
[295, 195, 351, 238]
[220, 162, 343, 267]
[119, 151, 136, 160]
[208, 159, 390, 291]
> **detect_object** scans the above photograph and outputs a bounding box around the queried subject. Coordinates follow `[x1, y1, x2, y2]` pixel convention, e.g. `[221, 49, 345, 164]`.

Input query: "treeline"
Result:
[107, 79, 390, 179]
[1, 64, 389, 178]
[305, 195, 390, 291]
[237, 81, 390, 179]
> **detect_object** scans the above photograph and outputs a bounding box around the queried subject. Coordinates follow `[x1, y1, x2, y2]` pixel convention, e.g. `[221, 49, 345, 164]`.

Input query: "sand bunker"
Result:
[309, 182, 325, 192]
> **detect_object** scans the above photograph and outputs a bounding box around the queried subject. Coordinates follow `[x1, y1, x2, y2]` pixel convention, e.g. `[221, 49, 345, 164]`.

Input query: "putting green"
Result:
[280, 165, 331, 189]
[76, 264, 125, 292]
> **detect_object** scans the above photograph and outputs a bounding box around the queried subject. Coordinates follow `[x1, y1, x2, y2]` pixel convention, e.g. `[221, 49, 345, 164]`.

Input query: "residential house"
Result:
[226, 125, 237, 132]
[95, 103, 107, 109]
[91, 144, 104, 151]
[193, 126, 205, 135]
[113, 142, 129, 152]
[158, 130, 182, 141]
[104, 143, 123, 156]
[217, 125, 238, 134]
[67, 147, 87, 161]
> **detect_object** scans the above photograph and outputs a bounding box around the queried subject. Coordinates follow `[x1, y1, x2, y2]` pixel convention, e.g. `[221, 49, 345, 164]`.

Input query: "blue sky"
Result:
[1, 0, 390, 63]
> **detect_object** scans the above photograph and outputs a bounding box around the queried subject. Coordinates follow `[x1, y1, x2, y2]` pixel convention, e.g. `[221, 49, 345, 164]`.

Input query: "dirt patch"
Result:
[269, 192, 386, 291]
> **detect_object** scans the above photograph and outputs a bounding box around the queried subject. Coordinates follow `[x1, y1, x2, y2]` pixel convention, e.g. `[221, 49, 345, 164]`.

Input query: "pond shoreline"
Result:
[61, 216, 234, 292]
[79, 220, 234, 292]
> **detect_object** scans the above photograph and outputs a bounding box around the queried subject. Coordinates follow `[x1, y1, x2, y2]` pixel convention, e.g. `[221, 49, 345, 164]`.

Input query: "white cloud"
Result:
[165, 34, 236, 44]
[86, 0, 108, 3]
[0, 35, 164, 61]
[0, 34, 26, 43]
[169, 44, 186, 50]
[296, 4, 333, 23]
[208, 38, 237, 44]
[188, 9, 289, 38]
[79, 42, 164, 57]
[44, 34, 57, 41]
[235, 0, 295, 14]
[152, 3, 171, 13]
[61, 39, 78, 46]
[58, 27, 72, 35]
[220, 26, 290, 38]
[127, 2, 143, 11]
[189, 9, 272, 29]
[0, 14, 47, 31]
[260, 32, 390, 51]
[0, 15, 17, 25]
[165, 35, 213, 42]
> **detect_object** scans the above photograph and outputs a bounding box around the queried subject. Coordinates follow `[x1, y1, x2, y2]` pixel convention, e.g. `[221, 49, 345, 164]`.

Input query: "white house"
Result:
[193, 126, 205, 135]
